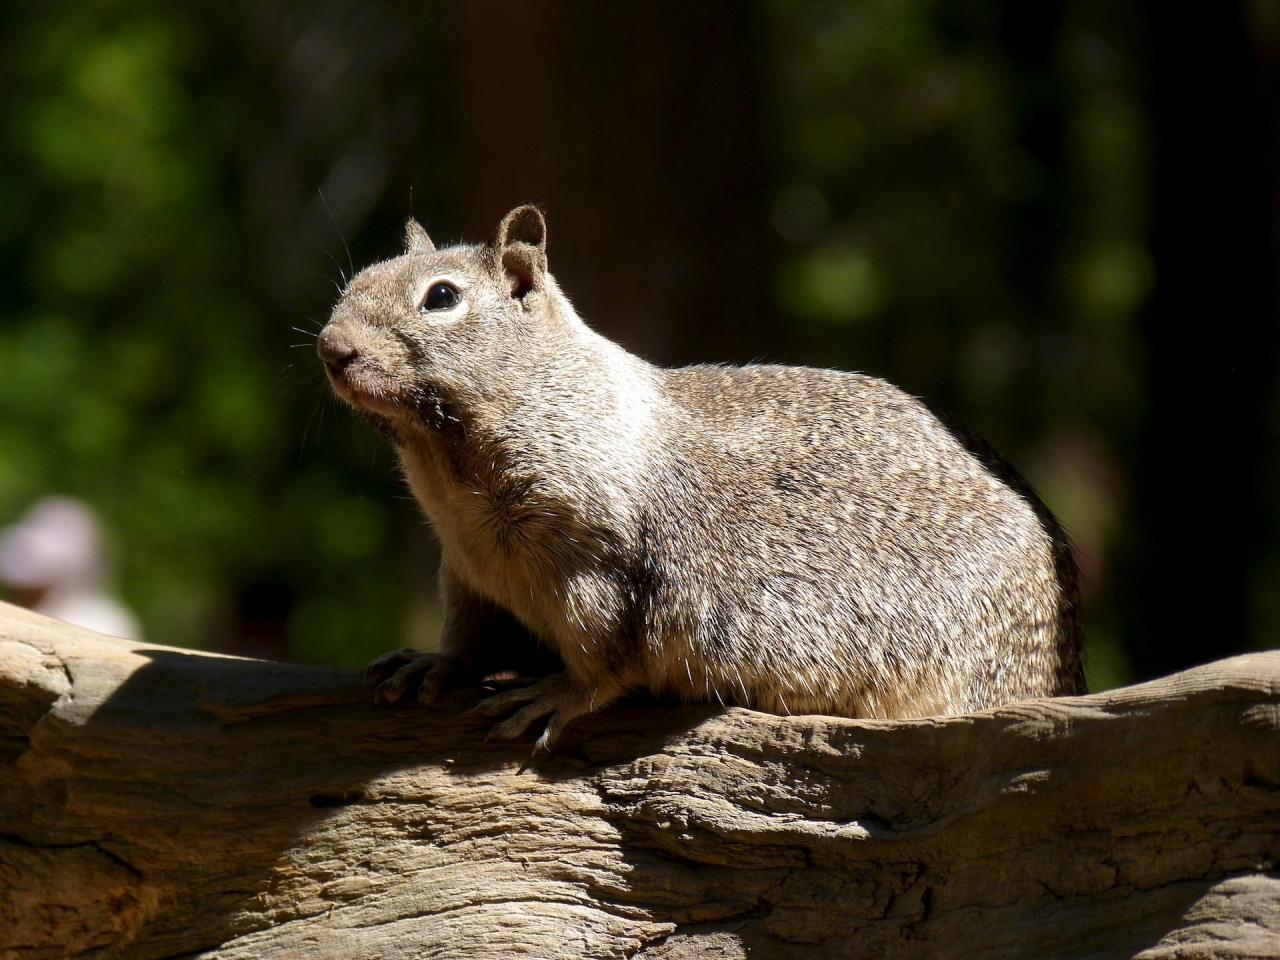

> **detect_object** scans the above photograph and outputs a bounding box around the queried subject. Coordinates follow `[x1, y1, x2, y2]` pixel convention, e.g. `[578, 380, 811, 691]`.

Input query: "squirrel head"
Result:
[317, 204, 565, 437]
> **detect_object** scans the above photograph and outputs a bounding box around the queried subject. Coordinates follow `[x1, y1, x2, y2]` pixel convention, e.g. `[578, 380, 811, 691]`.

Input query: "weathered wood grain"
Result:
[0, 600, 1277, 959]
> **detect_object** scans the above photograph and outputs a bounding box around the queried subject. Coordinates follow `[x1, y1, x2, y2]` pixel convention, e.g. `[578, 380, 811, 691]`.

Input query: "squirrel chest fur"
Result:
[318, 205, 1084, 751]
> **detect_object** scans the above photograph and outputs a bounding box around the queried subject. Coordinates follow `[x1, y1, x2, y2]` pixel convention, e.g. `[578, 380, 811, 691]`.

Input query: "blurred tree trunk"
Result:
[460, 0, 776, 366]
[1127, 3, 1280, 679]
[999, 0, 1069, 444]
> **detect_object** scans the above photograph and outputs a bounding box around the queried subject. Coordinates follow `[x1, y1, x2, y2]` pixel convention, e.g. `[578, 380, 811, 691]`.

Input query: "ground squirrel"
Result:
[317, 205, 1084, 751]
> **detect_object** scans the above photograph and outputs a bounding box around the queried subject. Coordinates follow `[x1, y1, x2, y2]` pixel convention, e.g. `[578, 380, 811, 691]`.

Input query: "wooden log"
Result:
[1, 600, 1277, 959]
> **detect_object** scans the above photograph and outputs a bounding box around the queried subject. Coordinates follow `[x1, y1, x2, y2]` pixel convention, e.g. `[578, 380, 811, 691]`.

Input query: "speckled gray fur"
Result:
[318, 206, 1083, 751]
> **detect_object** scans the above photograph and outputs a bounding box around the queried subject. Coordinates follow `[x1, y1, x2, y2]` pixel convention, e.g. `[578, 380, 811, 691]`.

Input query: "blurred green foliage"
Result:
[0, 2, 416, 665]
[0, 1, 1275, 685]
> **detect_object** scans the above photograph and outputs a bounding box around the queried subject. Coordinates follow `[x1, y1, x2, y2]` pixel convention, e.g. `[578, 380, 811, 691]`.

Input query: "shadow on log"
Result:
[1, 600, 1278, 959]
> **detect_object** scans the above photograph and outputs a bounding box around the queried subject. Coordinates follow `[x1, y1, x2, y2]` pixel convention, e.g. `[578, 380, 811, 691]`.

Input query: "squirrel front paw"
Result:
[365, 648, 458, 705]
[468, 672, 594, 753]
[471, 670, 629, 757]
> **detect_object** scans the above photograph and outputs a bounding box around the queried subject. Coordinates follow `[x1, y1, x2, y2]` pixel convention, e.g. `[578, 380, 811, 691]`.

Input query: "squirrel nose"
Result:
[317, 328, 358, 374]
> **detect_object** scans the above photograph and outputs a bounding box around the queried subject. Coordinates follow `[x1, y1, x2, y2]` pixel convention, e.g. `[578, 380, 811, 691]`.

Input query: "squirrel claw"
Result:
[470, 681, 548, 719]
[474, 672, 601, 753]
[485, 701, 556, 742]
[365, 647, 421, 686]
[365, 649, 455, 706]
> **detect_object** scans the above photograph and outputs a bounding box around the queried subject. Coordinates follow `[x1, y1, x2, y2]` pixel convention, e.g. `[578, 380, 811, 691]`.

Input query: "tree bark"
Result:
[1, 601, 1277, 959]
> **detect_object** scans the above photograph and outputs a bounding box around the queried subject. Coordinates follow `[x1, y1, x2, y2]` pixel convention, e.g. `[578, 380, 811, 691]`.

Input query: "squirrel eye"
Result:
[420, 282, 460, 312]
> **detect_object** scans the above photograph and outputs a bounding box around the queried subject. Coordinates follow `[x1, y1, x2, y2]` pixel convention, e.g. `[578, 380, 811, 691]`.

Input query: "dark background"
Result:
[1, 0, 1276, 689]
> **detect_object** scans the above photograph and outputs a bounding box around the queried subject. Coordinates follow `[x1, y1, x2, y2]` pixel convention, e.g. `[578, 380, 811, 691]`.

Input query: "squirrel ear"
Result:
[492, 205, 547, 295]
[404, 218, 435, 254]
